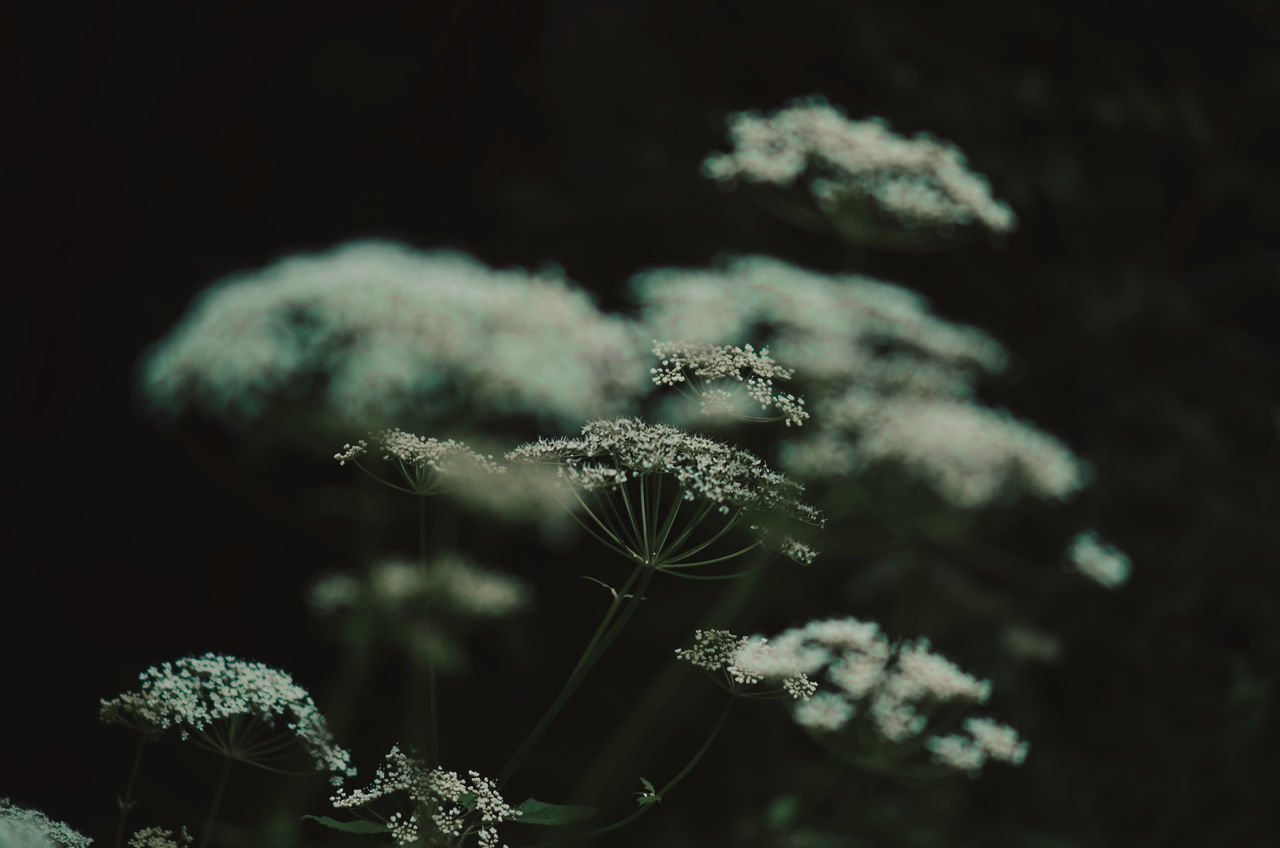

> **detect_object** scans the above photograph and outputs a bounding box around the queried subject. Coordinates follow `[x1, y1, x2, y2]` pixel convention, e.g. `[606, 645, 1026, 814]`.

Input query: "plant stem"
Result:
[197, 755, 234, 848]
[113, 736, 147, 848]
[418, 493, 440, 766]
[498, 563, 653, 787]
[530, 695, 737, 847]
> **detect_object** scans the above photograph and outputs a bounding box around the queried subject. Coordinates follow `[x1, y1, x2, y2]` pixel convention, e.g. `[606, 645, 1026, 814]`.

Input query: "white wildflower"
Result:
[127, 827, 192, 848]
[99, 654, 354, 782]
[139, 240, 646, 431]
[333, 749, 520, 848]
[924, 733, 987, 772]
[651, 341, 809, 427]
[964, 717, 1029, 765]
[793, 691, 855, 731]
[0, 799, 92, 848]
[704, 96, 1016, 233]
[335, 429, 502, 496]
[1067, 530, 1132, 589]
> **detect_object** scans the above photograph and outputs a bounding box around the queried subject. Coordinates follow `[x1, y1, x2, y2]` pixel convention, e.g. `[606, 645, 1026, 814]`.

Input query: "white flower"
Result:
[0, 799, 92, 848]
[650, 341, 809, 427]
[924, 733, 987, 772]
[99, 654, 354, 782]
[333, 749, 520, 848]
[704, 96, 1016, 233]
[1067, 530, 1132, 588]
[964, 717, 1029, 765]
[793, 691, 855, 731]
[139, 241, 646, 431]
[127, 827, 192, 848]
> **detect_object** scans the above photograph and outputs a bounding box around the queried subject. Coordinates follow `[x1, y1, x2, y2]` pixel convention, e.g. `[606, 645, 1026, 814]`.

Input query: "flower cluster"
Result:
[332, 747, 521, 848]
[508, 418, 821, 526]
[127, 827, 192, 848]
[139, 240, 646, 430]
[99, 654, 355, 782]
[651, 341, 809, 427]
[336, 429, 502, 496]
[636, 256, 1087, 508]
[703, 96, 1015, 233]
[0, 799, 92, 848]
[1067, 530, 1132, 589]
[310, 555, 528, 617]
[675, 629, 817, 699]
[682, 618, 1025, 774]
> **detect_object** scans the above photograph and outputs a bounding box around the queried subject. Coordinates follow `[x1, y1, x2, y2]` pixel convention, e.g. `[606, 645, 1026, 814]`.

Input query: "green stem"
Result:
[418, 494, 440, 767]
[498, 563, 652, 787]
[198, 755, 234, 848]
[530, 696, 737, 847]
[113, 736, 147, 848]
[568, 557, 766, 805]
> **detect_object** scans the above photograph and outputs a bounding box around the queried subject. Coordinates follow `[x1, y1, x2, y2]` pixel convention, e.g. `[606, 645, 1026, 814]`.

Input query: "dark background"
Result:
[6, 2, 1280, 846]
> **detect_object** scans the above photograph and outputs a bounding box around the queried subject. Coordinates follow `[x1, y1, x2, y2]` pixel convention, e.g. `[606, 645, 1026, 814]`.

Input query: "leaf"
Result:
[514, 799, 598, 826]
[300, 815, 390, 835]
[639, 777, 655, 794]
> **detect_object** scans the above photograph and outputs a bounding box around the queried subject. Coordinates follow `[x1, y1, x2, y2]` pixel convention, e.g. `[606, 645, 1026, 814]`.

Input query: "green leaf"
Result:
[515, 799, 598, 826]
[300, 815, 390, 835]
[639, 777, 655, 794]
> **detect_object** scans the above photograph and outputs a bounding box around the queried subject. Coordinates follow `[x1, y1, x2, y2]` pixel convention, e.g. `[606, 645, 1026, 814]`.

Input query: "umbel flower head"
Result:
[704, 95, 1016, 238]
[335, 428, 503, 496]
[0, 799, 92, 848]
[99, 653, 355, 783]
[138, 240, 646, 433]
[635, 255, 1086, 509]
[127, 827, 192, 848]
[650, 341, 809, 428]
[508, 418, 822, 570]
[331, 746, 521, 848]
[682, 617, 1026, 776]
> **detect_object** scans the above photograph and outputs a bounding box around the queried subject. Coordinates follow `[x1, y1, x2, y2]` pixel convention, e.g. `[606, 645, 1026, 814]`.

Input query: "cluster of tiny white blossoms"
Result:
[139, 240, 646, 430]
[332, 746, 521, 848]
[682, 618, 1026, 774]
[308, 554, 529, 619]
[99, 654, 355, 783]
[336, 429, 503, 492]
[636, 256, 1087, 508]
[675, 629, 818, 699]
[703, 96, 1016, 233]
[127, 826, 192, 848]
[1067, 530, 1132, 589]
[650, 341, 809, 427]
[507, 418, 823, 535]
[0, 799, 92, 848]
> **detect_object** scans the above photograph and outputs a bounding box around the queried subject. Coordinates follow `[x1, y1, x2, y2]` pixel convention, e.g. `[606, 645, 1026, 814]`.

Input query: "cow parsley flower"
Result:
[99, 654, 354, 783]
[335, 429, 502, 496]
[509, 418, 822, 570]
[650, 341, 809, 427]
[704, 96, 1015, 235]
[332, 747, 520, 848]
[694, 617, 1023, 774]
[1067, 530, 1132, 588]
[139, 240, 646, 432]
[0, 800, 91, 848]
[636, 255, 1086, 509]
[675, 629, 818, 699]
[127, 827, 192, 848]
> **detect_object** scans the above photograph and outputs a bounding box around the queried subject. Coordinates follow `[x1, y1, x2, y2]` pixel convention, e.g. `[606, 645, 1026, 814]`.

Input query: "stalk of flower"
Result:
[330, 747, 522, 848]
[336, 429, 505, 765]
[100, 654, 355, 848]
[650, 341, 810, 428]
[507, 418, 823, 579]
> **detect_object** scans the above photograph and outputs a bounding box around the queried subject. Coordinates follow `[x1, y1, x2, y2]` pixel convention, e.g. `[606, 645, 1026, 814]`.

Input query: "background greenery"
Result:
[7, 1, 1279, 846]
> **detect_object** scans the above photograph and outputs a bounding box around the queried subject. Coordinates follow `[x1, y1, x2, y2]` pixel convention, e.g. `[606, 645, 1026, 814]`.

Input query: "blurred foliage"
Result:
[8, 1, 1279, 847]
